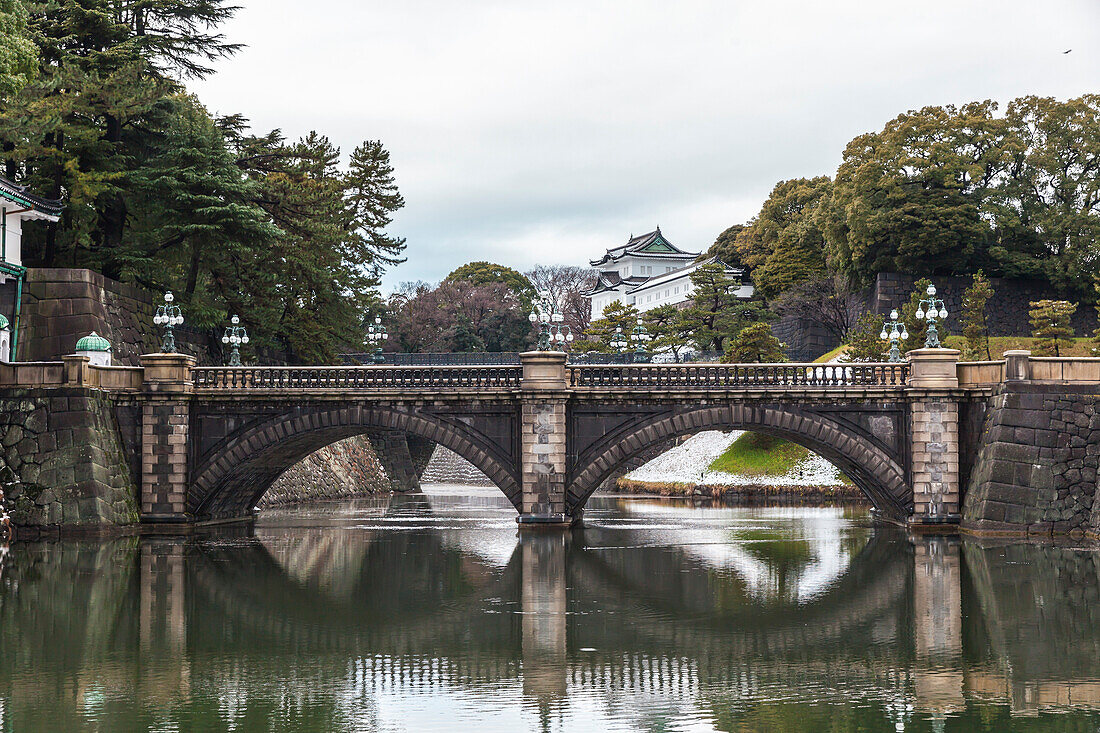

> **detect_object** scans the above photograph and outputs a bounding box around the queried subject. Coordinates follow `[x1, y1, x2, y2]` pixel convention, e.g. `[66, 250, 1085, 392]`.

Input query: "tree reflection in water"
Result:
[0, 489, 1099, 732]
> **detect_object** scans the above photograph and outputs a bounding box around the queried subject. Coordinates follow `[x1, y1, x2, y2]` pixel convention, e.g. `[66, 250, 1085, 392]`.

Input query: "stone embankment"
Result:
[963, 382, 1100, 537]
[420, 446, 495, 485]
[0, 388, 138, 534]
[259, 435, 391, 507]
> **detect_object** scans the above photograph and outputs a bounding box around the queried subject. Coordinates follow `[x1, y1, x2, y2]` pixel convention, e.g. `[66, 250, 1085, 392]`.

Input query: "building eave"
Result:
[0, 178, 64, 218]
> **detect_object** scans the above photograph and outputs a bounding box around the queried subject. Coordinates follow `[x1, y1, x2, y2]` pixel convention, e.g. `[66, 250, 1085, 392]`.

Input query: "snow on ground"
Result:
[624, 430, 846, 487]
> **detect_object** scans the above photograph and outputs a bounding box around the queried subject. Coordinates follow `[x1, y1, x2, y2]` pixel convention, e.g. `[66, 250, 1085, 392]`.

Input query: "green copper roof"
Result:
[76, 332, 111, 352]
[0, 313, 9, 330]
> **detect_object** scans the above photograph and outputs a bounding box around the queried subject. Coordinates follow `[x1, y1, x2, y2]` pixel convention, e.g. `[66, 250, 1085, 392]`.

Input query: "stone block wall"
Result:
[18, 268, 216, 365]
[962, 383, 1099, 536]
[421, 445, 496, 485]
[0, 387, 138, 534]
[259, 435, 390, 507]
[771, 315, 839, 362]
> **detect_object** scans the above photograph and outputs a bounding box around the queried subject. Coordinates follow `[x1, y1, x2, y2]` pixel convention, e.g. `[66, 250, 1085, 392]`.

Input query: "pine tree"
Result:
[346, 140, 407, 277]
[960, 271, 994, 360]
[645, 304, 693, 362]
[584, 300, 639, 352]
[723, 322, 786, 363]
[679, 263, 765, 352]
[1029, 300, 1077, 356]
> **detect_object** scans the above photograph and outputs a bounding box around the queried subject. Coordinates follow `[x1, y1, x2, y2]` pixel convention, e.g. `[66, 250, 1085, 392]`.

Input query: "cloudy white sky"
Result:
[192, 0, 1100, 291]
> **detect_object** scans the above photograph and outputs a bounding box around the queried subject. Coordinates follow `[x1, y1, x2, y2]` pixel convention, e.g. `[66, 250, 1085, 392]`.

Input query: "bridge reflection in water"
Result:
[2, 490, 1100, 731]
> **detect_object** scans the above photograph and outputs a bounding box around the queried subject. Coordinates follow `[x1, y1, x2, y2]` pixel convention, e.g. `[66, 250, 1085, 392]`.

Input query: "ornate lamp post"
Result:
[528, 299, 573, 352]
[367, 316, 388, 364]
[915, 282, 949, 348]
[221, 315, 249, 366]
[609, 326, 628, 355]
[879, 309, 909, 363]
[630, 316, 652, 363]
[153, 292, 184, 353]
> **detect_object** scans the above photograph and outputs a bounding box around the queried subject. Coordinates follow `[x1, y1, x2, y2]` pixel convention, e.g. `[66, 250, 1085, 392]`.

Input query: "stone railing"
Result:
[1028, 356, 1100, 383]
[956, 360, 1005, 386]
[567, 362, 910, 389]
[192, 365, 524, 390]
[0, 361, 65, 387]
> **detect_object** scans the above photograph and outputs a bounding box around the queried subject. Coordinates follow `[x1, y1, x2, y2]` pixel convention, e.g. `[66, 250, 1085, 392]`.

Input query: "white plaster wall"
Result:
[1, 211, 22, 267]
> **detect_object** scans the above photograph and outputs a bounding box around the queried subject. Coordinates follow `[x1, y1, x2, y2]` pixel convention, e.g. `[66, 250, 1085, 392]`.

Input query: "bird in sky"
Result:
[1064, 49, 1073, 54]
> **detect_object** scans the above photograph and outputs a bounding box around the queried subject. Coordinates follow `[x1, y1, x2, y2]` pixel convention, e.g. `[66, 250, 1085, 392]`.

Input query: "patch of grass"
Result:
[708, 432, 809, 477]
[813, 344, 848, 363]
[944, 335, 1096, 358]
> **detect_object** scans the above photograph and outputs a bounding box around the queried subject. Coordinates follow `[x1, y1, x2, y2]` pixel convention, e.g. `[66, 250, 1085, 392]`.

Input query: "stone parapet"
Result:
[521, 351, 568, 391]
[140, 354, 195, 394]
[908, 349, 961, 389]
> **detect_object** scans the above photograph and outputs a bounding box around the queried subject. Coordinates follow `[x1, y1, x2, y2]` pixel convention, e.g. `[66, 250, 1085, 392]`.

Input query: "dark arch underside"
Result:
[189, 406, 520, 520]
[567, 405, 911, 521]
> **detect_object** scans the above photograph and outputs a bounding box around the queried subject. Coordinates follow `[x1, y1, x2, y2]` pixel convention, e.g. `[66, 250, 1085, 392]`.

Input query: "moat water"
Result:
[2, 486, 1100, 732]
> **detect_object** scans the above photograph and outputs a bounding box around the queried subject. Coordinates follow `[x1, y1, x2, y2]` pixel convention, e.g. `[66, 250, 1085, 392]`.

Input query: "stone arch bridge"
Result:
[126, 349, 974, 528]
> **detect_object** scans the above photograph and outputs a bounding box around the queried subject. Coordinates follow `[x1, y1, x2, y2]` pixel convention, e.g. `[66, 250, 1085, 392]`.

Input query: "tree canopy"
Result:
[712, 95, 1100, 308]
[445, 262, 536, 307]
[735, 177, 830, 300]
[0, 0, 406, 363]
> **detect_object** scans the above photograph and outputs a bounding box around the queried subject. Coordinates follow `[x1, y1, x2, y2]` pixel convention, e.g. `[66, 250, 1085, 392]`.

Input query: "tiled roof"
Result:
[0, 176, 64, 217]
[585, 271, 648, 296]
[589, 228, 698, 267]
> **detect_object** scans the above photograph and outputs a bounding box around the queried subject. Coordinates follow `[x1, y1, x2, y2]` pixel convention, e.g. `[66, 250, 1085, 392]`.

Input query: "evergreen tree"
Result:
[734, 177, 831, 299]
[679, 263, 764, 352]
[844, 312, 887, 362]
[0, 0, 36, 101]
[1029, 300, 1077, 356]
[346, 140, 407, 276]
[584, 300, 639, 352]
[960, 271, 995, 360]
[723, 322, 786, 363]
[446, 262, 535, 308]
[644, 304, 693, 362]
[704, 224, 744, 266]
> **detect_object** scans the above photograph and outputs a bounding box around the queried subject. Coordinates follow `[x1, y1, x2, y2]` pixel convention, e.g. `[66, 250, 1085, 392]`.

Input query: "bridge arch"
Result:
[567, 404, 911, 521]
[189, 405, 521, 520]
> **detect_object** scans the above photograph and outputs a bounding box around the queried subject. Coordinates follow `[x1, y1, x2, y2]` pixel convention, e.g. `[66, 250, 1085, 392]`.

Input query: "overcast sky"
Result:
[192, 0, 1100, 291]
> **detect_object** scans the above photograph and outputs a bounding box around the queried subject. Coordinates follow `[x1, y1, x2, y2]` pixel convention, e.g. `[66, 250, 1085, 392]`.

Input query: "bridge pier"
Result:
[139, 354, 194, 524]
[367, 430, 422, 493]
[907, 350, 962, 529]
[518, 352, 573, 527]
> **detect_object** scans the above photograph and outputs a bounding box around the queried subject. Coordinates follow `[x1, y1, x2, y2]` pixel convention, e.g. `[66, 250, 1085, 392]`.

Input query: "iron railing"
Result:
[193, 365, 523, 390]
[568, 363, 910, 389]
[192, 362, 910, 391]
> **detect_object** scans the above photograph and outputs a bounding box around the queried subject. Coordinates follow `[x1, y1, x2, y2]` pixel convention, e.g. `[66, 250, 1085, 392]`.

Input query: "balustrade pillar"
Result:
[907, 349, 961, 528]
[140, 353, 195, 523]
[518, 352, 572, 526]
